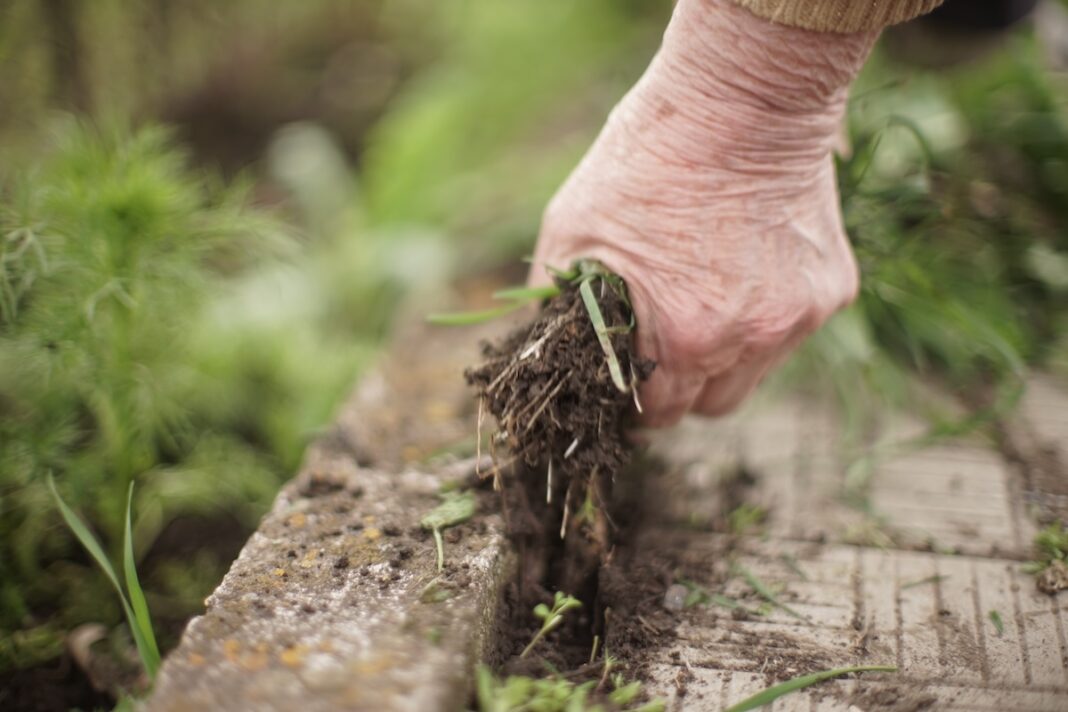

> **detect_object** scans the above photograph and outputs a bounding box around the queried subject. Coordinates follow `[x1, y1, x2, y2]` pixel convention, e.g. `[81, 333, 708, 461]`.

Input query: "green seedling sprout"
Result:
[724, 665, 897, 712]
[609, 674, 642, 706]
[49, 476, 160, 679]
[989, 609, 1004, 636]
[521, 591, 582, 659]
[420, 490, 476, 572]
[475, 663, 665, 712]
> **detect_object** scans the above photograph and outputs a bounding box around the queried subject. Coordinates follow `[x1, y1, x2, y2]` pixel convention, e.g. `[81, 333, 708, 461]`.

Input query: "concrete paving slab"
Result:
[146, 321, 514, 712]
[637, 375, 1068, 711]
[146, 308, 1068, 712]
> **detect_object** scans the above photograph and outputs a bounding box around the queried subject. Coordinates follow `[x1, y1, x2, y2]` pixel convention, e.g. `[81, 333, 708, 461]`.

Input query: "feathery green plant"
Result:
[0, 121, 307, 662]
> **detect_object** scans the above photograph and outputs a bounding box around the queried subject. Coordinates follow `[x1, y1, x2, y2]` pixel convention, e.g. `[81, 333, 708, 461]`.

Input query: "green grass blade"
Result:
[736, 564, 807, 621]
[724, 665, 897, 712]
[578, 277, 628, 392]
[426, 302, 525, 326]
[48, 475, 128, 607]
[901, 574, 946, 590]
[709, 593, 743, 610]
[989, 609, 1004, 635]
[124, 482, 160, 676]
[491, 285, 560, 301]
[49, 475, 157, 679]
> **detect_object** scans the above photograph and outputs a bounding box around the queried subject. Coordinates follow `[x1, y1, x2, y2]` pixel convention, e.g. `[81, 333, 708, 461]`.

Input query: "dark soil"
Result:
[465, 273, 651, 603]
[2, 512, 251, 712]
[849, 686, 937, 712]
[0, 657, 112, 712]
[465, 271, 661, 702]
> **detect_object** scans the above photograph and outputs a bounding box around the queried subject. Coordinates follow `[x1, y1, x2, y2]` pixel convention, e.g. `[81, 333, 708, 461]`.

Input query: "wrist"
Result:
[617, 0, 877, 167]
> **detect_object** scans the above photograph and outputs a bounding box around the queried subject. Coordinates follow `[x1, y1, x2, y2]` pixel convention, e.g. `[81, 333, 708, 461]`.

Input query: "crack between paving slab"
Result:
[894, 557, 905, 672]
[1050, 593, 1068, 685]
[851, 546, 865, 634]
[933, 560, 949, 668]
[970, 562, 992, 683]
[1009, 562, 1034, 685]
[993, 416, 1068, 527]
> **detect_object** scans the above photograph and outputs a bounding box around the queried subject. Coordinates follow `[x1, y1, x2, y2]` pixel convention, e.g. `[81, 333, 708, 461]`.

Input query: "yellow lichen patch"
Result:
[287, 512, 307, 528]
[187, 653, 206, 667]
[334, 538, 383, 568]
[240, 647, 270, 672]
[223, 639, 242, 663]
[318, 640, 336, 654]
[353, 652, 396, 676]
[402, 445, 422, 462]
[300, 550, 320, 568]
[255, 573, 286, 591]
[280, 644, 309, 668]
[362, 515, 376, 525]
[363, 527, 382, 541]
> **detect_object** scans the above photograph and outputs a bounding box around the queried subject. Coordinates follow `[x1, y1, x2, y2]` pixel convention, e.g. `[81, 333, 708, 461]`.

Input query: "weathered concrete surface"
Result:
[635, 378, 1068, 710]
[147, 293, 1068, 711]
[146, 318, 514, 712]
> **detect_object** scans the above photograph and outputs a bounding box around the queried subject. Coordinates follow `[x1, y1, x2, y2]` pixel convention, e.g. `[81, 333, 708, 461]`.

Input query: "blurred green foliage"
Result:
[1, 123, 283, 639]
[0, 0, 666, 682]
[782, 36, 1068, 448]
[2, 0, 1068, 697]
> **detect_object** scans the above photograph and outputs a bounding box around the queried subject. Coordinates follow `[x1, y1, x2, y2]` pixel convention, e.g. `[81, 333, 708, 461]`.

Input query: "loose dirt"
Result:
[465, 271, 668, 706]
[465, 272, 651, 602]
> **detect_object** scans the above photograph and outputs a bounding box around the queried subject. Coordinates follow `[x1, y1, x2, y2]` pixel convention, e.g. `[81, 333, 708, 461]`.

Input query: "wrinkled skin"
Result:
[529, 0, 879, 427]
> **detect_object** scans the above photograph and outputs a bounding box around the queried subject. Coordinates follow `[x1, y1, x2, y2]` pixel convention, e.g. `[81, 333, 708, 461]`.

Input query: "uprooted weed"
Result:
[464, 263, 652, 601]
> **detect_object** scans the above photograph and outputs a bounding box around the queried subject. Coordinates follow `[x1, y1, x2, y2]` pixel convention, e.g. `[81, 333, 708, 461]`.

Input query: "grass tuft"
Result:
[49, 475, 160, 680]
[1022, 521, 1068, 575]
[724, 665, 897, 712]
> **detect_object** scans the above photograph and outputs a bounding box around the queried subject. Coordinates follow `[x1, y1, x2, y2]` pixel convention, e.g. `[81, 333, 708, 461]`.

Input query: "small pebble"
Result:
[663, 583, 688, 611]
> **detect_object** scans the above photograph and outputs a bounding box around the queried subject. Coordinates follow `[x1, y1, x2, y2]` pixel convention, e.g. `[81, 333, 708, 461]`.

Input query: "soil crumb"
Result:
[850, 685, 937, 712]
[465, 266, 651, 598]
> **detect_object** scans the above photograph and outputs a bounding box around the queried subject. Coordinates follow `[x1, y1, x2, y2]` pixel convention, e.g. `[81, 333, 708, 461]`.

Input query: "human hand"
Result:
[529, 0, 879, 427]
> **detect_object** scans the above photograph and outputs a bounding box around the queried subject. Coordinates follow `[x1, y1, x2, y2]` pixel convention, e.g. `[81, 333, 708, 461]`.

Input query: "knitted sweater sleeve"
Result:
[729, 0, 944, 33]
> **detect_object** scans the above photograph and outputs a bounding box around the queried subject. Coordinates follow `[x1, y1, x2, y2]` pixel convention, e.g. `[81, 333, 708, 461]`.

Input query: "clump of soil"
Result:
[464, 268, 651, 602]
[849, 686, 937, 712]
[1037, 559, 1068, 594]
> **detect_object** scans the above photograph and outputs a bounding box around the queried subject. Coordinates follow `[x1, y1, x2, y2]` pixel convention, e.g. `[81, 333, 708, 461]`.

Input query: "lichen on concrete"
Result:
[146, 323, 514, 712]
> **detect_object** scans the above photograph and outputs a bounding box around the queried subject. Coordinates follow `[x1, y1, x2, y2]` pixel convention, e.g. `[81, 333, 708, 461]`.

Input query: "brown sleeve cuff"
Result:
[730, 0, 944, 33]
